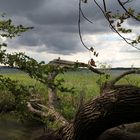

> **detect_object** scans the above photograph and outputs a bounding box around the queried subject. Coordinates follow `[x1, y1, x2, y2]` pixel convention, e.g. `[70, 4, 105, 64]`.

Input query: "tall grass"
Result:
[1, 72, 48, 100]
[0, 70, 140, 120]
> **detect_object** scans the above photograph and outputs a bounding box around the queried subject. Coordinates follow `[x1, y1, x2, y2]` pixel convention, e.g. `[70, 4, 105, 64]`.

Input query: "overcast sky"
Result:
[0, 0, 140, 67]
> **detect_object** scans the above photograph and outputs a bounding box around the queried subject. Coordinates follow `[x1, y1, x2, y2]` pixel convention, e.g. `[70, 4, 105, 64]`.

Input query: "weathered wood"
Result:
[71, 86, 140, 140]
[49, 59, 76, 66]
[35, 86, 140, 140]
[110, 69, 140, 86]
[49, 59, 104, 74]
[34, 67, 140, 140]
[97, 127, 140, 140]
[47, 71, 69, 126]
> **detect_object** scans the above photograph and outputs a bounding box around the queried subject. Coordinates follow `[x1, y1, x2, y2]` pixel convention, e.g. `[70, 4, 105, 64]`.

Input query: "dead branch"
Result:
[117, 0, 140, 21]
[27, 68, 69, 127]
[78, 0, 91, 51]
[80, 0, 140, 50]
[34, 68, 140, 140]
[100, 69, 140, 94]
[49, 59, 104, 75]
[93, 0, 136, 48]
[27, 102, 47, 117]
[35, 85, 140, 140]
[27, 101, 68, 126]
[110, 69, 140, 86]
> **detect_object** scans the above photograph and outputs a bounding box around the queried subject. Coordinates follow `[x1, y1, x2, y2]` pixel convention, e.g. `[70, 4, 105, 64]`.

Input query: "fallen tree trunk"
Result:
[71, 86, 140, 140]
[3, 59, 139, 140]
[34, 67, 140, 140]
[97, 127, 140, 140]
[35, 85, 140, 140]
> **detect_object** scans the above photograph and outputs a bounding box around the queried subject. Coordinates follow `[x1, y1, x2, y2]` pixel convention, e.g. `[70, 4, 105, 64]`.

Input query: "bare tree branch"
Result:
[93, 0, 140, 51]
[117, 0, 140, 21]
[78, 0, 91, 51]
[27, 102, 68, 126]
[110, 69, 140, 86]
[122, 0, 133, 5]
[49, 59, 104, 75]
[27, 102, 47, 117]
[102, 0, 107, 12]
[80, 6, 93, 24]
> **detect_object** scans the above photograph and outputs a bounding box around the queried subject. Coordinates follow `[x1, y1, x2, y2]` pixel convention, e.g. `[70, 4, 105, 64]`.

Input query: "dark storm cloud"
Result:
[0, 0, 45, 16]
[0, 0, 139, 55]
[15, 30, 83, 55]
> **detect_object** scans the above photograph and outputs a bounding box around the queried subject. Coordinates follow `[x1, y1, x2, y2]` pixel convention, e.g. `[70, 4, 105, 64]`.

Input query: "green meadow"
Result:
[1, 70, 140, 99]
[0, 69, 140, 140]
[0, 69, 140, 119]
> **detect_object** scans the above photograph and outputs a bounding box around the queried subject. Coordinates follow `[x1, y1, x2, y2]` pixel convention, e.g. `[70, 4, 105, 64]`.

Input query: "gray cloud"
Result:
[0, 0, 140, 55]
[0, 0, 45, 16]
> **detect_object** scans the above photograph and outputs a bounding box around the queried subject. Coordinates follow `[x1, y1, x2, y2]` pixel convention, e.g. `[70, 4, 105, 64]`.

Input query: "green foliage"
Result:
[96, 74, 111, 89]
[0, 10, 139, 128]
[0, 90, 15, 109]
[0, 46, 76, 99]
[1, 69, 140, 122]
[0, 46, 71, 92]
[0, 74, 33, 121]
[0, 14, 78, 124]
[55, 78, 75, 93]
[0, 15, 33, 38]
[56, 71, 100, 119]
[117, 28, 132, 33]
[107, 11, 132, 32]
[0, 15, 37, 120]
[117, 74, 140, 87]
[104, 5, 140, 47]
[96, 62, 111, 88]
[1, 70, 100, 120]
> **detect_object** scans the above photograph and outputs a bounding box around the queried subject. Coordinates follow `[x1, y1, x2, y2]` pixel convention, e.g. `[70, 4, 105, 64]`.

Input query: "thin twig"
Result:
[103, 0, 107, 12]
[93, 0, 140, 51]
[80, 6, 93, 23]
[118, 0, 140, 21]
[110, 69, 140, 86]
[122, 0, 133, 5]
[78, 0, 90, 51]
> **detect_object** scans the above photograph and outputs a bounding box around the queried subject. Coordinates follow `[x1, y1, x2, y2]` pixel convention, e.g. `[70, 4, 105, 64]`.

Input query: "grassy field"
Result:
[0, 70, 140, 119]
[0, 71, 101, 119]
[0, 69, 140, 139]
[1, 70, 140, 101]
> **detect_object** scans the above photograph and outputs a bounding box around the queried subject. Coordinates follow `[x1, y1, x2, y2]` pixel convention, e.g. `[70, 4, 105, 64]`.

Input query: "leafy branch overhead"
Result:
[80, 0, 140, 51]
[0, 15, 76, 125]
[0, 17, 33, 38]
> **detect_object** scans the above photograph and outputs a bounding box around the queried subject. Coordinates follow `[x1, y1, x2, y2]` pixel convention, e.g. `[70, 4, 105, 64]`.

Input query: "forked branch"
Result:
[110, 69, 140, 86]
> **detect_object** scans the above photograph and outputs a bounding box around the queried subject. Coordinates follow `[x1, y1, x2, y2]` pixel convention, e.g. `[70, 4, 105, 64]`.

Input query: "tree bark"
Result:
[26, 67, 140, 140]
[72, 86, 140, 140]
[58, 86, 140, 140]
[34, 68, 140, 140]
[97, 127, 140, 140]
